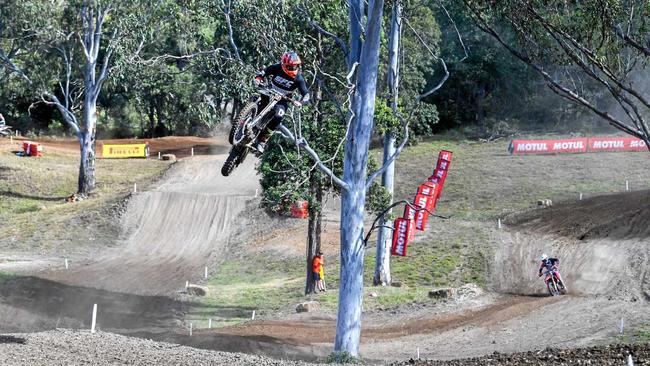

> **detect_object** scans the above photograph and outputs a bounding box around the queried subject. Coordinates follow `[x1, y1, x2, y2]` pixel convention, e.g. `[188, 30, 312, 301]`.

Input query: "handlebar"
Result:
[256, 84, 302, 106]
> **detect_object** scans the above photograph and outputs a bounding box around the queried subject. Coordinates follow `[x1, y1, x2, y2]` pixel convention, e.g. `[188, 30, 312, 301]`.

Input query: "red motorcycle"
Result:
[542, 268, 567, 296]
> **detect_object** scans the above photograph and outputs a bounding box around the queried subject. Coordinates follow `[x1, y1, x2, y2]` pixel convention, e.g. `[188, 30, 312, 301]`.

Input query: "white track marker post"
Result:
[251, 310, 255, 320]
[190, 322, 193, 336]
[158, 151, 161, 160]
[133, 183, 137, 193]
[191, 147, 194, 156]
[579, 193, 583, 201]
[620, 318, 625, 334]
[255, 188, 258, 198]
[91, 304, 97, 333]
[417, 347, 420, 360]
[208, 318, 212, 329]
[626, 180, 629, 191]
[498, 218, 502, 229]
[628, 354, 634, 366]
[64, 258, 69, 269]
[185, 280, 189, 289]
[204, 266, 208, 279]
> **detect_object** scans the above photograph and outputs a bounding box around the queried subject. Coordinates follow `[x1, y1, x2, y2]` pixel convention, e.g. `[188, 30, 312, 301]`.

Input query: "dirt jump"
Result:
[1, 136, 649, 365]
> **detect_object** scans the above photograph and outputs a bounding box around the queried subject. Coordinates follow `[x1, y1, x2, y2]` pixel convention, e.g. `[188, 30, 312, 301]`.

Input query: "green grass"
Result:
[0, 142, 171, 251]
[194, 136, 650, 325]
[616, 323, 650, 343]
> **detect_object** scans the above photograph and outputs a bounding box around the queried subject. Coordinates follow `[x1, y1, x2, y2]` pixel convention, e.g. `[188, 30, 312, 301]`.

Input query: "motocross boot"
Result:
[252, 128, 272, 154]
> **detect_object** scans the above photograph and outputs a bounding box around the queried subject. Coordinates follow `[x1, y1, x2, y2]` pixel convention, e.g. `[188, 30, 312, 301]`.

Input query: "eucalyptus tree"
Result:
[464, 0, 650, 145]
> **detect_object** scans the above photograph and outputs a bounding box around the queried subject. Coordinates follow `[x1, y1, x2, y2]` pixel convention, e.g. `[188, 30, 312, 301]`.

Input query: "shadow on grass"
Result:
[0, 191, 67, 202]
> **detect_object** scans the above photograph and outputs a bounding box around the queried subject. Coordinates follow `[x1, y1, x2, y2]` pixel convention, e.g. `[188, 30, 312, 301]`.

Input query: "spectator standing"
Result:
[312, 252, 326, 292]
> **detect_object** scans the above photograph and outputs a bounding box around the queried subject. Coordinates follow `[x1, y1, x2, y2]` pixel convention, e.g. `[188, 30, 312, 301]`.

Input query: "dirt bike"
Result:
[543, 268, 567, 296]
[0, 125, 12, 137]
[221, 85, 294, 176]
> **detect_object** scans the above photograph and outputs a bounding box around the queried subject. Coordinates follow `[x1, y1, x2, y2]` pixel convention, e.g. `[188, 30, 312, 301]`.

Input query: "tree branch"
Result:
[221, 0, 241, 60]
[363, 199, 449, 245]
[40, 93, 81, 138]
[463, 0, 646, 140]
[276, 124, 349, 191]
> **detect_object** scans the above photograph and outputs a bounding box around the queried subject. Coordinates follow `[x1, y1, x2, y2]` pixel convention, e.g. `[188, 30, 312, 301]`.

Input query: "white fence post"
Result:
[133, 183, 137, 193]
[416, 347, 420, 360]
[251, 310, 256, 320]
[158, 151, 161, 160]
[620, 318, 625, 334]
[579, 193, 583, 200]
[626, 180, 629, 191]
[64, 258, 69, 270]
[91, 304, 97, 333]
[191, 147, 194, 156]
[498, 218, 502, 229]
[189, 322, 193, 336]
[208, 318, 212, 329]
[204, 266, 208, 279]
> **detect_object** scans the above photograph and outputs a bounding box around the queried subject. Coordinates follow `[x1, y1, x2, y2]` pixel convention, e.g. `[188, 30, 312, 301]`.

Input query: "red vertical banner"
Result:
[413, 194, 429, 231]
[438, 150, 453, 164]
[417, 182, 439, 211]
[428, 168, 448, 186]
[391, 218, 412, 256]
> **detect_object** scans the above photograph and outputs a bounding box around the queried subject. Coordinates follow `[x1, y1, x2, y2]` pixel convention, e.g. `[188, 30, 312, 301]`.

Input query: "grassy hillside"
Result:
[0, 139, 171, 253]
[191, 136, 650, 324]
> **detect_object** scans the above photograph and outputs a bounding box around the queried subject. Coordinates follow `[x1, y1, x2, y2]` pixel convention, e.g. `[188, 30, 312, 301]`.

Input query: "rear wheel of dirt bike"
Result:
[221, 145, 248, 176]
[229, 102, 258, 145]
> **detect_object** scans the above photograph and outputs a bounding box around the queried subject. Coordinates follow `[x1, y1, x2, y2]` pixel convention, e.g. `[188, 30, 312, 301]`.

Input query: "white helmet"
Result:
[540, 253, 548, 261]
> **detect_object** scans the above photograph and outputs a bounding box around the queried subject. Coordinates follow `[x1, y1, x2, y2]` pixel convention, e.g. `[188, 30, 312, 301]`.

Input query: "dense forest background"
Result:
[0, 0, 622, 140]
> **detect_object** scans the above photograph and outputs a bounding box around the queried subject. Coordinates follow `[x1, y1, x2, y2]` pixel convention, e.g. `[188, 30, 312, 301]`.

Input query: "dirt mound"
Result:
[505, 189, 650, 241]
[390, 343, 648, 365]
[492, 191, 650, 299]
[44, 154, 259, 295]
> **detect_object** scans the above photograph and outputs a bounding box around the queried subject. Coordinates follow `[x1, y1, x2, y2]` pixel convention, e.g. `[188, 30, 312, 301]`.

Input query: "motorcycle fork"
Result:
[248, 97, 279, 138]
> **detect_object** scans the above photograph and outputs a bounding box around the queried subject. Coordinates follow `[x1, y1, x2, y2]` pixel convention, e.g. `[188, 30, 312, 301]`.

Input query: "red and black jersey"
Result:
[256, 64, 310, 102]
[539, 258, 560, 275]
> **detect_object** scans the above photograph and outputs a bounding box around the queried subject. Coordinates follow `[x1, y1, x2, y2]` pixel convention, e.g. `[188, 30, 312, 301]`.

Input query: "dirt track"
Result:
[1, 136, 650, 364]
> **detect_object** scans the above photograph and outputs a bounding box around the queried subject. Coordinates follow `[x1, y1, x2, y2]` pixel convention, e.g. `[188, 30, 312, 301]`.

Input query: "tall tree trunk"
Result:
[374, 0, 401, 286]
[306, 40, 325, 295]
[335, 0, 385, 357]
[475, 84, 486, 133]
[78, 97, 97, 194]
[305, 174, 323, 295]
[148, 99, 156, 138]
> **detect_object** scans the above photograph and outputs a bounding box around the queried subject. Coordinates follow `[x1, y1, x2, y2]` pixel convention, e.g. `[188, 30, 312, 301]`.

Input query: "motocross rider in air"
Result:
[538, 253, 565, 288]
[251, 51, 310, 153]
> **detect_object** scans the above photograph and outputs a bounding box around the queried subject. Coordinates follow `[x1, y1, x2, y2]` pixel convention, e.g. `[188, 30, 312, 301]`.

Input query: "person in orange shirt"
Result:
[312, 251, 325, 292]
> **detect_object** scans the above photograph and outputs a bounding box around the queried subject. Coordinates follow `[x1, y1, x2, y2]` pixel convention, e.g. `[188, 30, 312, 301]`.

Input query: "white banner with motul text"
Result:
[509, 137, 648, 154]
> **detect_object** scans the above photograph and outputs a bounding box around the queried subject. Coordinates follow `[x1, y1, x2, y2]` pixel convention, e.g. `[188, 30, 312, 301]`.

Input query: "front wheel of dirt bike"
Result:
[221, 145, 248, 176]
[547, 280, 560, 296]
[229, 102, 258, 145]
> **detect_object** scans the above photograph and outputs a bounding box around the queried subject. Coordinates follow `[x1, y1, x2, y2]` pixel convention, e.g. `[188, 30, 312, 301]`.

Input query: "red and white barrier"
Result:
[509, 137, 648, 154]
[391, 150, 453, 256]
[588, 137, 647, 152]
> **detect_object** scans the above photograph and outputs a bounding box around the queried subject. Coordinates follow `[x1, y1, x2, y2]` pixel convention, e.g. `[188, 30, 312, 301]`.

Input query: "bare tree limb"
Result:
[221, 0, 241, 60]
[277, 124, 349, 191]
[463, 0, 646, 140]
[363, 199, 450, 245]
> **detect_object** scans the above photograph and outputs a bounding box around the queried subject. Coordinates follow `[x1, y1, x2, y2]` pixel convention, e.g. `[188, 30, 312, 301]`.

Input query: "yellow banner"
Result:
[102, 143, 148, 158]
